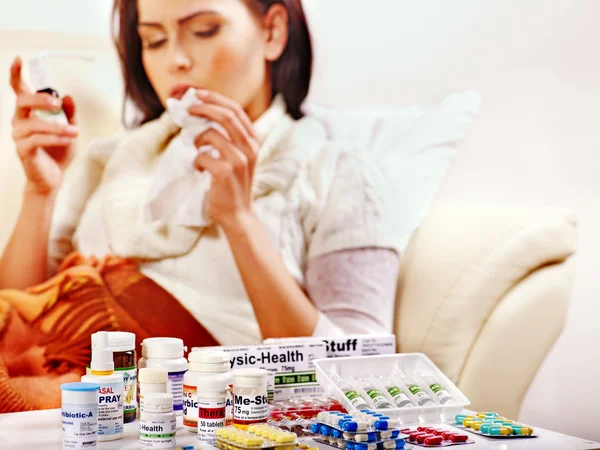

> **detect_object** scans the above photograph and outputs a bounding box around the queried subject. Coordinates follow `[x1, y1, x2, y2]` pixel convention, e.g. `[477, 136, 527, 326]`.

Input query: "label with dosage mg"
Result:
[233, 393, 268, 427]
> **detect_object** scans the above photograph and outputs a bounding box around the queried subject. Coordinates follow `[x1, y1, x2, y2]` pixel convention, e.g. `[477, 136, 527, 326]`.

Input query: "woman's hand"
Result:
[189, 90, 260, 231]
[9, 56, 79, 196]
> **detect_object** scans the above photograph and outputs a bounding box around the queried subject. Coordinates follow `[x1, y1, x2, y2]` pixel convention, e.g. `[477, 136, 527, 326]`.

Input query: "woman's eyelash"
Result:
[194, 25, 220, 37]
[146, 39, 167, 49]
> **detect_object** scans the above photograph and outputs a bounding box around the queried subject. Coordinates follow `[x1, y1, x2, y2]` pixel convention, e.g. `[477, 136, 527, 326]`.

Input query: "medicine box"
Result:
[264, 334, 397, 358]
[192, 343, 327, 401]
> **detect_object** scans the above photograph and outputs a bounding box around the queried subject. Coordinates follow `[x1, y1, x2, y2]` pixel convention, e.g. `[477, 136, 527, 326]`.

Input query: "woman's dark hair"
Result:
[112, 0, 312, 127]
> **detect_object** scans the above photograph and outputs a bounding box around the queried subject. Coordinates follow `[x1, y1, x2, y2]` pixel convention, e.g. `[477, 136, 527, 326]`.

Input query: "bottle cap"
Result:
[188, 350, 229, 365]
[92, 331, 136, 352]
[143, 393, 174, 413]
[90, 332, 114, 372]
[61, 382, 100, 406]
[232, 368, 268, 389]
[142, 337, 185, 359]
[139, 367, 169, 384]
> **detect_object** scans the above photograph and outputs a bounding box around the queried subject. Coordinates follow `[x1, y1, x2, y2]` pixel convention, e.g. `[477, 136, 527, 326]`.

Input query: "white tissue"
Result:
[145, 87, 226, 227]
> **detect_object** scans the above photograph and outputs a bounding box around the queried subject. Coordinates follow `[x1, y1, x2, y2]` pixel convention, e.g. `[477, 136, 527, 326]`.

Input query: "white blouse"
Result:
[48, 96, 401, 345]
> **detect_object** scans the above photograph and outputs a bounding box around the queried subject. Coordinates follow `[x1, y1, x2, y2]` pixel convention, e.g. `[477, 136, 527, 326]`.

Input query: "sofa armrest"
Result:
[394, 205, 577, 408]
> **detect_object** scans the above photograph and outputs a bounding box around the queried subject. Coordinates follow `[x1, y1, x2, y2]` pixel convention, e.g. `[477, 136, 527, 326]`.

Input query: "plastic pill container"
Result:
[61, 382, 100, 450]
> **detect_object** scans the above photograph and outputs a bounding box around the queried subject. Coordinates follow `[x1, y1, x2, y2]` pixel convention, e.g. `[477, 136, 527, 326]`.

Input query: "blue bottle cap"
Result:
[60, 382, 100, 392]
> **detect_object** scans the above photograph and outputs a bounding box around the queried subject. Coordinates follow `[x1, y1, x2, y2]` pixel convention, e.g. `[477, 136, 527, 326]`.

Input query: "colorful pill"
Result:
[408, 432, 426, 442]
[424, 436, 443, 446]
[472, 421, 484, 431]
[346, 442, 354, 450]
[400, 428, 412, 435]
[476, 412, 499, 419]
[463, 419, 474, 428]
[343, 433, 353, 440]
[416, 434, 434, 444]
[491, 418, 507, 424]
[511, 425, 534, 436]
[488, 426, 512, 436]
[455, 414, 474, 424]
[310, 423, 320, 434]
[502, 420, 515, 425]
[241, 436, 264, 446]
[441, 431, 455, 440]
[449, 434, 469, 443]
[374, 420, 391, 431]
[417, 426, 428, 432]
[317, 412, 330, 422]
[383, 438, 405, 449]
[332, 430, 343, 439]
[480, 423, 493, 434]
[320, 425, 332, 436]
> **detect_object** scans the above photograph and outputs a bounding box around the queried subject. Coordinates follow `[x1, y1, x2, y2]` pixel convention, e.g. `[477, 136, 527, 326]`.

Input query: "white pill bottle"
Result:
[183, 350, 230, 432]
[60, 382, 100, 449]
[232, 368, 269, 430]
[138, 338, 188, 416]
[140, 393, 177, 450]
[139, 368, 169, 414]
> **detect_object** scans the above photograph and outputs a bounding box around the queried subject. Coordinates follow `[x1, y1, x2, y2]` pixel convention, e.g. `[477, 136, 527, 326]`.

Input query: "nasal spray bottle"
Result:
[28, 51, 94, 124]
[82, 331, 124, 441]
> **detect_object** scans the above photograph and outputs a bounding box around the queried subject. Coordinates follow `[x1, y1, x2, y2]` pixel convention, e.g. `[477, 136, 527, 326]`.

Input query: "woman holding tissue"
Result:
[0, 0, 399, 411]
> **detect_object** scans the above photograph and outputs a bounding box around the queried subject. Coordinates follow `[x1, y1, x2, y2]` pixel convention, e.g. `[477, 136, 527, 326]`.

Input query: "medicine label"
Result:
[344, 390, 367, 408]
[387, 386, 412, 407]
[62, 403, 98, 449]
[198, 399, 226, 445]
[168, 370, 186, 413]
[429, 383, 454, 404]
[183, 384, 198, 427]
[140, 418, 177, 449]
[233, 393, 268, 425]
[97, 382, 123, 437]
[116, 367, 137, 415]
[408, 385, 431, 406]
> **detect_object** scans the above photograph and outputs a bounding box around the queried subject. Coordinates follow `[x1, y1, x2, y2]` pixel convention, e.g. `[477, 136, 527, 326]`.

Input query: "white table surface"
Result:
[0, 409, 598, 450]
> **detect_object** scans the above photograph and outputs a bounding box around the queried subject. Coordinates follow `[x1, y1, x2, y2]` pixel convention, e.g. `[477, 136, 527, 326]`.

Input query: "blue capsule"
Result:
[320, 425, 332, 436]
[374, 420, 390, 431]
[310, 423, 320, 434]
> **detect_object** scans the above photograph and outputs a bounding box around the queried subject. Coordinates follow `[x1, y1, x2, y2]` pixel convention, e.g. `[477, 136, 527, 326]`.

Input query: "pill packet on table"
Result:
[452, 412, 537, 439]
[400, 426, 474, 447]
[216, 425, 298, 450]
[313, 436, 407, 450]
[315, 411, 400, 434]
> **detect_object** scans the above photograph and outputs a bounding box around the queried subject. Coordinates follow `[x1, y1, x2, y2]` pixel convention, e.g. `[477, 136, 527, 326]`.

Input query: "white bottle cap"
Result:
[139, 367, 169, 384]
[142, 337, 185, 359]
[61, 382, 100, 406]
[143, 393, 174, 413]
[92, 331, 136, 352]
[196, 375, 227, 395]
[90, 332, 114, 372]
[188, 350, 230, 373]
[232, 368, 268, 389]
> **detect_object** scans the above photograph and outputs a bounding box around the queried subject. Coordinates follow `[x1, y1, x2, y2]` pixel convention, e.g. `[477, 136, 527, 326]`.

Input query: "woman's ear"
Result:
[263, 4, 289, 62]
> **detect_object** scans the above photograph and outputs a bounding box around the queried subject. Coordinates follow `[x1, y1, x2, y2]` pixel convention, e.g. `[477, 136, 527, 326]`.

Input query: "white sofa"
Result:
[0, 30, 577, 419]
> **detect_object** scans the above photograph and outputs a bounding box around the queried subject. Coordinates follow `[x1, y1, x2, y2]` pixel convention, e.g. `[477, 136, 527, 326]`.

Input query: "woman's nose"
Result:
[168, 44, 192, 73]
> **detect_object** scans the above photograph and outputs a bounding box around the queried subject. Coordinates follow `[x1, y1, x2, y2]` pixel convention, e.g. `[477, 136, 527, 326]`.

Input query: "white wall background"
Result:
[1, 0, 599, 440]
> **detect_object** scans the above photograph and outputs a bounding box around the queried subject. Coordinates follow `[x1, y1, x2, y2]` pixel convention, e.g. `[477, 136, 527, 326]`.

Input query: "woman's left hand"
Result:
[189, 90, 260, 230]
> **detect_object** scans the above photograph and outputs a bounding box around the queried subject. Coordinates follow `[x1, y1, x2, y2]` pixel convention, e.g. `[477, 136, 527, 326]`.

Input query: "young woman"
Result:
[0, 0, 399, 411]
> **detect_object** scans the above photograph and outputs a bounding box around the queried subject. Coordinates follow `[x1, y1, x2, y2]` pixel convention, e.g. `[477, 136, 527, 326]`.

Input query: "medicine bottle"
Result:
[140, 393, 177, 449]
[60, 382, 100, 450]
[81, 332, 124, 441]
[139, 367, 169, 414]
[232, 368, 268, 430]
[92, 331, 137, 423]
[183, 351, 230, 431]
[196, 376, 227, 448]
[138, 338, 188, 416]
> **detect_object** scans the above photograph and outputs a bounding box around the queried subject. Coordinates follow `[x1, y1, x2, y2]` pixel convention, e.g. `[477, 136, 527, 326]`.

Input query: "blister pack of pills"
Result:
[269, 397, 346, 436]
[400, 427, 474, 447]
[313, 354, 469, 424]
[216, 425, 298, 450]
[452, 412, 536, 438]
[306, 410, 406, 450]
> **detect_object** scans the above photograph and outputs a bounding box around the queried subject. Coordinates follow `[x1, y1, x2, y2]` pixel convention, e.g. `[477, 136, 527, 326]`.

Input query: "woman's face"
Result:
[137, 0, 273, 118]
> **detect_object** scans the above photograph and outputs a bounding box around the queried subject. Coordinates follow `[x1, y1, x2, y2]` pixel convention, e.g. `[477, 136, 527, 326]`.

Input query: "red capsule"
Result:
[409, 432, 426, 442]
[417, 434, 434, 444]
[441, 431, 456, 440]
[425, 427, 437, 434]
[450, 434, 469, 443]
[431, 429, 444, 436]
[400, 428, 413, 434]
[417, 426, 428, 432]
[424, 436, 444, 445]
